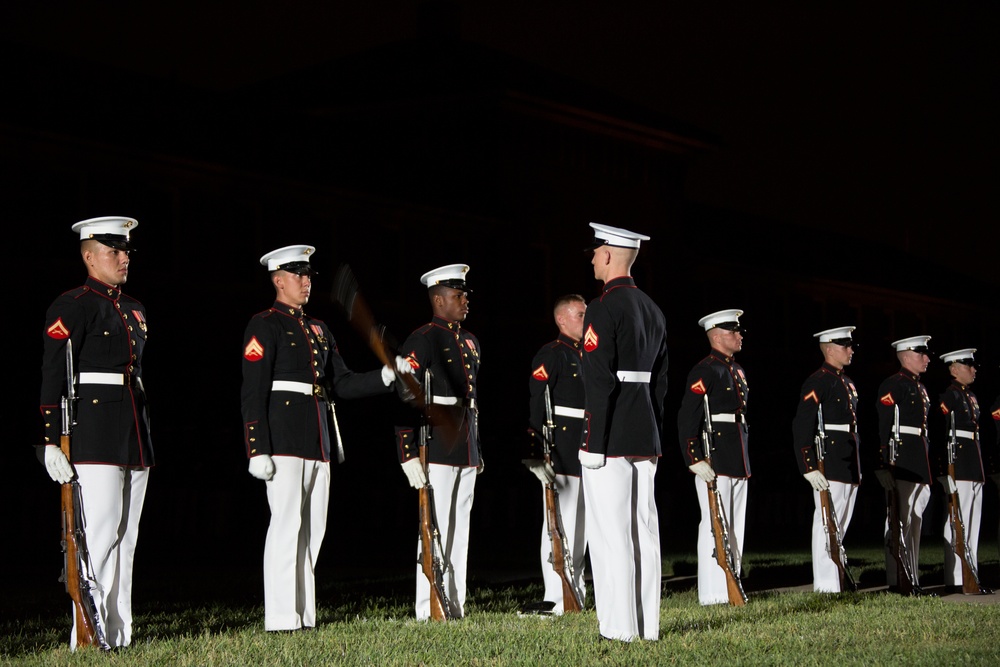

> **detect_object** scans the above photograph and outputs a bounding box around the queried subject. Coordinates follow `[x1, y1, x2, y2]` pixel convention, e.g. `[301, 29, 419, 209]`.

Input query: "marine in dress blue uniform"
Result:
[790, 326, 861, 593]
[578, 223, 667, 642]
[241, 245, 405, 631]
[677, 309, 750, 605]
[874, 335, 934, 592]
[395, 264, 482, 620]
[934, 348, 990, 593]
[523, 294, 588, 613]
[39, 216, 151, 649]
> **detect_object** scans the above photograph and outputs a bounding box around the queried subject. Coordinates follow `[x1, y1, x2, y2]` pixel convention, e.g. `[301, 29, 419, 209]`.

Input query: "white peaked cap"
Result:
[259, 245, 316, 272]
[698, 309, 743, 331]
[420, 264, 470, 288]
[940, 348, 976, 364]
[892, 335, 931, 352]
[71, 216, 138, 249]
[587, 222, 650, 249]
[814, 326, 856, 343]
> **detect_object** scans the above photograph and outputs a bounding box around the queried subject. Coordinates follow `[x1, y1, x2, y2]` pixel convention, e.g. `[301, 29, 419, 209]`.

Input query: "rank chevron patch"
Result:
[880, 393, 895, 406]
[532, 364, 549, 381]
[583, 325, 599, 352]
[46, 318, 70, 339]
[689, 379, 707, 395]
[803, 390, 818, 404]
[244, 336, 264, 361]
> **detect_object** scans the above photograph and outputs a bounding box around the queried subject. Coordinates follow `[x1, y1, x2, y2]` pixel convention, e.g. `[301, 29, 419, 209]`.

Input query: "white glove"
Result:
[381, 364, 395, 386]
[401, 458, 427, 488]
[874, 468, 895, 491]
[248, 454, 275, 481]
[803, 470, 830, 491]
[44, 445, 74, 484]
[579, 450, 606, 469]
[523, 458, 555, 484]
[937, 475, 958, 494]
[395, 355, 414, 375]
[689, 460, 716, 483]
[477, 456, 485, 475]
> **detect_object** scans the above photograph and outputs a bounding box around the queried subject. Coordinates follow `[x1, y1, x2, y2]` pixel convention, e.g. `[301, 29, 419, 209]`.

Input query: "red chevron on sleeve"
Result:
[532, 364, 549, 381]
[244, 336, 264, 361]
[46, 318, 70, 339]
[880, 393, 895, 406]
[803, 390, 818, 404]
[689, 379, 707, 395]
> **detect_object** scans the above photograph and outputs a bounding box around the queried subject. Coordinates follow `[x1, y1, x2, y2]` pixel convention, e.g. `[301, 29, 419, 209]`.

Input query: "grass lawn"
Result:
[3, 543, 999, 665]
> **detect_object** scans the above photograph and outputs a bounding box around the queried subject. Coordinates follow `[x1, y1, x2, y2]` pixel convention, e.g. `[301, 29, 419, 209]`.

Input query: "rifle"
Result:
[886, 404, 918, 594]
[542, 386, 583, 612]
[418, 369, 454, 621]
[702, 394, 747, 606]
[946, 412, 987, 595]
[58, 340, 110, 650]
[815, 405, 857, 592]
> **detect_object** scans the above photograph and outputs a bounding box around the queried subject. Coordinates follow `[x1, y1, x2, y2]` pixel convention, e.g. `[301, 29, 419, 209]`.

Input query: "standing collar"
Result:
[273, 300, 305, 318]
[432, 315, 461, 331]
[85, 276, 121, 301]
[602, 276, 636, 292]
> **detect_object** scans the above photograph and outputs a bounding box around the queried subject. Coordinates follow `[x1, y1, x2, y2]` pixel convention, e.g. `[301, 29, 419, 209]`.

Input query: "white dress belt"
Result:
[825, 423, 854, 433]
[711, 413, 736, 423]
[271, 380, 315, 395]
[955, 429, 976, 440]
[554, 406, 585, 419]
[78, 372, 124, 385]
[617, 370, 651, 383]
[431, 396, 476, 409]
[898, 425, 924, 436]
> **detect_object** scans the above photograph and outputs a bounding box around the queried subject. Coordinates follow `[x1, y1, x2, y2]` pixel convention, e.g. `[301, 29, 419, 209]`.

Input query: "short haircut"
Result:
[553, 294, 586, 316]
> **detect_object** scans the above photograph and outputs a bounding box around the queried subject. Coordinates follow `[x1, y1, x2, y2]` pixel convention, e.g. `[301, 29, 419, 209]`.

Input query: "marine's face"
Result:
[275, 271, 312, 308]
[557, 302, 587, 341]
[951, 362, 976, 386]
[831, 342, 854, 367]
[85, 243, 130, 286]
[900, 349, 930, 375]
[437, 287, 469, 322]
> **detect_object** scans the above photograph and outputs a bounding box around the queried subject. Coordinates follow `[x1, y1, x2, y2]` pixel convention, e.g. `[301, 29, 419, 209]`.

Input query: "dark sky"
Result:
[3, 0, 997, 283]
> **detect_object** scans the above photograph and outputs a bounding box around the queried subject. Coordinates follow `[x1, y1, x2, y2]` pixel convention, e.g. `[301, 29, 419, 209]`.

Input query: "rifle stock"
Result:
[702, 395, 747, 606]
[58, 339, 109, 650]
[541, 386, 583, 612]
[815, 406, 857, 591]
[946, 414, 986, 595]
[417, 372, 454, 621]
[886, 405, 918, 594]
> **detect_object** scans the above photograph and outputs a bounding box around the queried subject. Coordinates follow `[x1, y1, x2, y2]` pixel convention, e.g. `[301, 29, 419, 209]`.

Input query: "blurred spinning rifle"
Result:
[59, 340, 110, 651]
[331, 264, 458, 620]
[541, 386, 583, 612]
[945, 412, 988, 595]
[885, 404, 918, 594]
[814, 405, 857, 592]
[702, 394, 747, 606]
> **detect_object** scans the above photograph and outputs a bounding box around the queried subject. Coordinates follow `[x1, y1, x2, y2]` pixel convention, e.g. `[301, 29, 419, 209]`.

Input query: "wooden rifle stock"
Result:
[60, 435, 105, 649]
[544, 484, 583, 612]
[702, 395, 747, 606]
[815, 407, 857, 592]
[541, 386, 583, 612]
[59, 340, 109, 650]
[885, 406, 918, 594]
[946, 414, 986, 595]
[418, 445, 452, 621]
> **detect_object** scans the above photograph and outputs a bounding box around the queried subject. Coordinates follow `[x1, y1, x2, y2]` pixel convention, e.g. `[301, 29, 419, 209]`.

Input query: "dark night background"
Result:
[2, 1, 998, 616]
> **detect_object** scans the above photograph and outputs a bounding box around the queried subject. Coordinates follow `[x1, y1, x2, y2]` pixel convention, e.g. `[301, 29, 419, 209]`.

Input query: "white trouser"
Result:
[71, 465, 149, 650]
[883, 480, 930, 587]
[695, 474, 747, 606]
[539, 474, 587, 613]
[810, 481, 858, 592]
[942, 480, 983, 587]
[583, 457, 660, 641]
[415, 464, 477, 620]
[263, 457, 330, 631]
